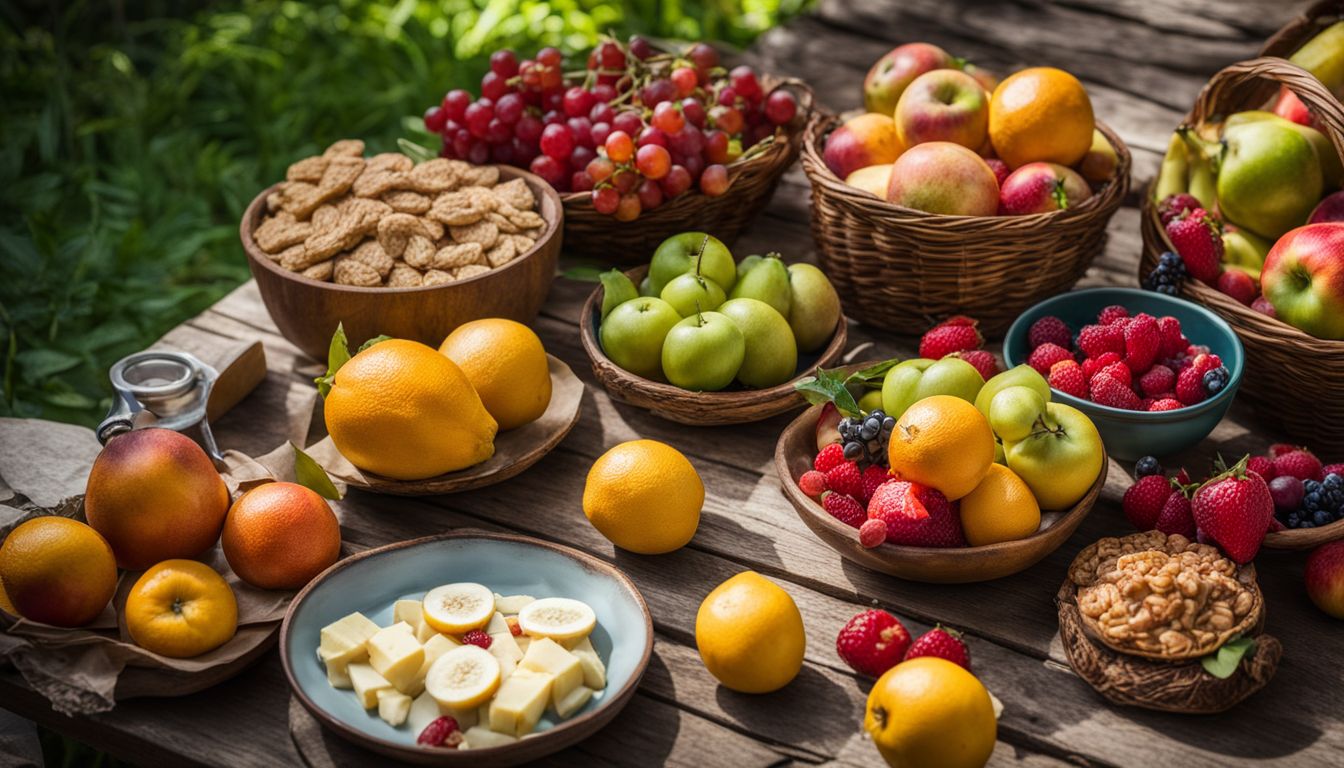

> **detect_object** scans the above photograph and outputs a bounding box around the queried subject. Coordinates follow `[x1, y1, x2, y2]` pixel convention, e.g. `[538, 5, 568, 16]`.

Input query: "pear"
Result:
[1215, 120, 1322, 239]
[785, 263, 841, 353]
[729, 254, 792, 316]
[1224, 110, 1343, 188]
[718, 298, 797, 388]
[736, 254, 763, 283]
[599, 270, 639, 319]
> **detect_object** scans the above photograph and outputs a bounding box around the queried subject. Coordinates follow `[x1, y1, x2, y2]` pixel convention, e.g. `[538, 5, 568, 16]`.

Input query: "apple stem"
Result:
[1029, 415, 1067, 439]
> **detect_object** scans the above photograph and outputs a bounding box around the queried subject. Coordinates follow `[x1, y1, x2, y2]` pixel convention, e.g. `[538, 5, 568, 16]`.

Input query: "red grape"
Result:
[589, 121, 612, 148]
[636, 126, 667, 148]
[567, 116, 594, 148]
[540, 122, 575, 160]
[542, 89, 564, 112]
[612, 111, 643, 137]
[443, 119, 463, 137]
[440, 139, 455, 158]
[636, 144, 671, 180]
[681, 153, 704, 181]
[629, 35, 655, 61]
[614, 193, 642, 221]
[764, 89, 798, 125]
[539, 65, 563, 91]
[661, 164, 692, 198]
[592, 186, 619, 214]
[586, 156, 615, 183]
[716, 87, 738, 107]
[530, 154, 567, 187]
[537, 47, 563, 68]
[671, 67, 698, 97]
[589, 102, 615, 125]
[511, 137, 538, 165]
[570, 145, 596, 171]
[605, 130, 634, 163]
[592, 83, 617, 103]
[443, 89, 471, 121]
[611, 167, 640, 194]
[485, 118, 511, 144]
[519, 60, 541, 88]
[704, 129, 730, 163]
[467, 140, 490, 165]
[465, 100, 494, 138]
[481, 71, 508, 100]
[709, 105, 743, 135]
[542, 109, 565, 126]
[596, 41, 625, 70]
[452, 129, 472, 158]
[495, 93, 525, 124]
[687, 43, 718, 78]
[571, 171, 595, 192]
[729, 66, 761, 99]
[490, 50, 519, 77]
[491, 141, 514, 164]
[700, 164, 729, 196]
[563, 87, 595, 118]
[651, 102, 685, 133]
[641, 79, 676, 107]
[424, 106, 448, 133]
[681, 98, 706, 128]
[637, 179, 664, 210]
[515, 114, 543, 143]
[666, 124, 703, 156]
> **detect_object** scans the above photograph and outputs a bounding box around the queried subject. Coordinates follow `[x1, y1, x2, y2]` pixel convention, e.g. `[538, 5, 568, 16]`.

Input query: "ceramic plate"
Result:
[280, 531, 653, 766]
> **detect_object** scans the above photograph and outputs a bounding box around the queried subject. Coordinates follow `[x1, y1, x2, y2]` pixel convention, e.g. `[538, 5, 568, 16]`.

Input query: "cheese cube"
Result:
[486, 611, 509, 635]
[490, 630, 524, 665]
[554, 685, 594, 719]
[415, 620, 439, 644]
[377, 689, 412, 727]
[462, 725, 518, 749]
[571, 636, 607, 690]
[407, 692, 442, 736]
[393, 600, 424, 632]
[326, 662, 352, 689]
[519, 638, 583, 708]
[318, 612, 379, 669]
[348, 663, 392, 709]
[515, 636, 531, 656]
[367, 622, 425, 694]
[494, 594, 535, 614]
[488, 669, 553, 737]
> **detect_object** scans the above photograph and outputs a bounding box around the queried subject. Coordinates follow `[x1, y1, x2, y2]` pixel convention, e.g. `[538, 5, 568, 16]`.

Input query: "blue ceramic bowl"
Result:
[280, 532, 653, 766]
[1004, 287, 1243, 461]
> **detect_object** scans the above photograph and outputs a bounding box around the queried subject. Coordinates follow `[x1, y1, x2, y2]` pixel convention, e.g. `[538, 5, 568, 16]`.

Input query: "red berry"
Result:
[1082, 351, 1122, 382]
[905, 626, 970, 670]
[1274, 449, 1324, 482]
[1323, 463, 1344, 477]
[1048, 360, 1088, 398]
[1165, 207, 1223, 284]
[462, 629, 492, 649]
[859, 518, 887, 548]
[1156, 316, 1188, 358]
[825, 461, 864, 499]
[867, 481, 965, 548]
[1123, 474, 1174, 531]
[1123, 313, 1161, 373]
[506, 616, 522, 637]
[919, 323, 982, 360]
[1097, 304, 1130, 325]
[822, 491, 866, 528]
[1155, 490, 1197, 538]
[1191, 457, 1273, 564]
[860, 464, 891, 503]
[1247, 455, 1277, 482]
[799, 470, 829, 497]
[836, 609, 911, 677]
[814, 442, 846, 473]
[1157, 193, 1202, 225]
[765, 89, 798, 125]
[952, 349, 999, 381]
[417, 716, 463, 748]
[1098, 360, 1131, 388]
[1147, 398, 1184, 411]
[1090, 373, 1141, 410]
[1078, 323, 1125, 358]
[1174, 365, 1208, 406]
[1138, 364, 1175, 397]
[1027, 315, 1072, 351]
[1027, 342, 1073, 376]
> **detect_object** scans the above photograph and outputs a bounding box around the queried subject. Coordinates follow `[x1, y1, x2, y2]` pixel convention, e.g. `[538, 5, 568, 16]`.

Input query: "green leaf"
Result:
[315, 324, 351, 398]
[15, 349, 82, 383]
[844, 358, 900, 387]
[1201, 635, 1255, 679]
[357, 334, 393, 353]
[794, 365, 861, 418]
[396, 137, 436, 163]
[291, 442, 342, 501]
[562, 265, 607, 282]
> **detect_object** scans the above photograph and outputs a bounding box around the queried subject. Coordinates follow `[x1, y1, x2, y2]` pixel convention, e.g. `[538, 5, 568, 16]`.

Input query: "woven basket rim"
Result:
[1260, 0, 1344, 59]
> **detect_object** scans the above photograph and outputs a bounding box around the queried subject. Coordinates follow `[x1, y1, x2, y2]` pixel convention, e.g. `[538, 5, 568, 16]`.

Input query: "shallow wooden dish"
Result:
[1263, 516, 1344, 550]
[579, 265, 848, 426]
[774, 400, 1106, 584]
[240, 166, 563, 361]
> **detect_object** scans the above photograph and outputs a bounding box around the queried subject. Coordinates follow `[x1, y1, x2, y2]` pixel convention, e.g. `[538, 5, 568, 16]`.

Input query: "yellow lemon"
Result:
[125, 559, 238, 659]
[582, 440, 703, 554]
[439, 319, 552, 431]
[959, 464, 1041, 546]
[887, 396, 995, 501]
[865, 657, 997, 768]
[695, 571, 805, 693]
[325, 339, 497, 480]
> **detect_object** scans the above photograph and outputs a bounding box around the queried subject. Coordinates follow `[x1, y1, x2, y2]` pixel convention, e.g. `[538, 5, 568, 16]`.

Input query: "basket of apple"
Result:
[578, 232, 847, 425]
[1139, 56, 1344, 450]
[799, 43, 1130, 336]
[422, 36, 811, 263]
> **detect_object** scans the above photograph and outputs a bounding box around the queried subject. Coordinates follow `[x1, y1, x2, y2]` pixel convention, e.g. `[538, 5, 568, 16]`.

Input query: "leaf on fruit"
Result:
[794, 365, 861, 418]
[561, 264, 606, 282]
[315, 323, 351, 398]
[1200, 635, 1255, 679]
[397, 137, 437, 164]
[291, 441, 342, 501]
[844, 358, 899, 387]
[357, 334, 392, 353]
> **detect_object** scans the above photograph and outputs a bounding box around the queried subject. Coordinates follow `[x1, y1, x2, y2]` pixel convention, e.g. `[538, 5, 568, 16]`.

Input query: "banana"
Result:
[598, 269, 639, 319]
[1290, 21, 1344, 97]
[1153, 131, 1189, 202]
[1177, 127, 1218, 210]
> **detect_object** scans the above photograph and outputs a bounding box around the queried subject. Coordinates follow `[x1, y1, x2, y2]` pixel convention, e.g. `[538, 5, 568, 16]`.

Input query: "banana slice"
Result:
[424, 645, 501, 710]
[517, 597, 596, 642]
[422, 583, 496, 634]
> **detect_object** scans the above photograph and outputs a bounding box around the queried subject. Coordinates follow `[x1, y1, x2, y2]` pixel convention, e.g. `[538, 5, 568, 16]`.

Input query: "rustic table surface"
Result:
[4, 1, 1342, 766]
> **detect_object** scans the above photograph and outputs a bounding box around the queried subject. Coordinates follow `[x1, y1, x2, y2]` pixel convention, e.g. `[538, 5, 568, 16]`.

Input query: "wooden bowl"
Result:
[774, 399, 1106, 584]
[240, 166, 563, 360]
[578, 265, 848, 426]
[1264, 516, 1344, 550]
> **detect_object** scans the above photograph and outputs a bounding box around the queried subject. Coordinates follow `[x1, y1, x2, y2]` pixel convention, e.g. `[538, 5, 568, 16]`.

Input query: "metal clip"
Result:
[97, 350, 222, 461]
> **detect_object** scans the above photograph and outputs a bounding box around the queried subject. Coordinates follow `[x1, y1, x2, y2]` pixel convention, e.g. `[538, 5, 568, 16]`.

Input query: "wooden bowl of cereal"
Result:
[241, 140, 563, 360]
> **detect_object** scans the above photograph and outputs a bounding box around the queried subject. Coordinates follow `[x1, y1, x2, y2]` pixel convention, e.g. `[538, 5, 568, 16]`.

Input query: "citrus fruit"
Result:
[582, 439, 703, 554]
[989, 67, 1094, 169]
[0, 573, 15, 615]
[220, 481, 341, 590]
[125, 559, 238, 658]
[517, 597, 596, 642]
[84, 427, 230, 570]
[439, 319, 552, 431]
[324, 339, 497, 481]
[0, 517, 117, 627]
[423, 582, 496, 634]
[425, 645, 502, 709]
[695, 571, 805, 693]
[865, 657, 997, 768]
[959, 464, 1041, 546]
[887, 395, 995, 501]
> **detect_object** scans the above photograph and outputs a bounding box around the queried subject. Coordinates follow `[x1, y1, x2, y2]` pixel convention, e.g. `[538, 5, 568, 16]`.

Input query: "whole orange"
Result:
[887, 396, 995, 501]
[989, 67, 1094, 169]
[221, 481, 341, 590]
[85, 428, 230, 570]
[0, 517, 118, 627]
[439, 319, 552, 431]
[125, 559, 237, 658]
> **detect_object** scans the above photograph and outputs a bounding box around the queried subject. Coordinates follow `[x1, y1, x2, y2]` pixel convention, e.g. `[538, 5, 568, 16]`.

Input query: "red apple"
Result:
[1308, 190, 1344, 224]
[998, 162, 1091, 215]
[886, 141, 999, 216]
[1272, 85, 1316, 128]
[894, 69, 989, 151]
[1215, 267, 1258, 305]
[815, 402, 842, 452]
[961, 62, 999, 93]
[1261, 222, 1344, 339]
[863, 43, 955, 116]
[823, 113, 903, 179]
[985, 158, 1010, 187]
[1305, 540, 1344, 619]
[1251, 295, 1277, 317]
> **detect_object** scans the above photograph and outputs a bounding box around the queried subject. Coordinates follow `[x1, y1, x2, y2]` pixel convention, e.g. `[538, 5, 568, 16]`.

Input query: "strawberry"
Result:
[1027, 342, 1073, 376]
[1157, 193, 1203, 226]
[1078, 323, 1125, 358]
[813, 443, 845, 473]
[1048, 360, 1087, 398]
[1323, 463, 1344, 477]
[919, 323, 982, 360]
[1147, 398, 1184, 411]
[867, 480, 965, 548]
[1274, 448, 1324, 481]
[1082, 351, 1121, 382]
[1191, 456, 1273, 564]
[1138, 364, 1175, 397]
[1269, 443, 1300, 458]
[1099, 360, 1132, 387]
[1176, 468, 1191, 485]
[858, 518, 887, 548]
[825, 462, 864, 500]
[1216, 269, 1257, 305]
[953, 349, 1000, 380]
[905, 626, 970, 670]
[1251, 295, 1277, 317]
[1155, 489, 1197, 538]
[1027, 315, 1072, 350]
[1123, 474, 1174, 531]
[1246, 456, 1276, 483]
[822, 491, 866, 528]
[1165, 207, 1223, 284]
[798, 470, 828, 497]
[1175, 365, 1208, 405]
[1156, 316, 1188, 358]
[461, 629, 492, 649]
[1123, 313, 1160, 373]
[1094, 305, 1127, 326]
[934, 315, 978, 329]
[835, 609, 911, 677]
[1090, 373, 1141, 410]
[860, 464, 890, 503]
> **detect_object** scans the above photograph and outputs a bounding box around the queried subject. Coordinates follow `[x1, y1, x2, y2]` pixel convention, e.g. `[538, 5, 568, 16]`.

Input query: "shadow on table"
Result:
[714, 663, 863, 756]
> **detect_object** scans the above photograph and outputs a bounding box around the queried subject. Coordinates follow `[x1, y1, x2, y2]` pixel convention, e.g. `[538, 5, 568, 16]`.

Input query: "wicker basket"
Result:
[1138, 58, 1344, 450]
[1261, 0, 1344, 60]
[800, 114, 1130, 337]
[559, 76, 813, 263]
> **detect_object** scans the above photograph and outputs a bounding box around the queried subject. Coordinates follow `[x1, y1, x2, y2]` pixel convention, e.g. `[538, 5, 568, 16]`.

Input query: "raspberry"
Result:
[934, 315, 978, 328]
[953, 349, 1000, 380]
[1090, 373, 1141, 409]
[813, 443, 845, 473]
[1048, 360, 1087, 398]
[1275, 449, 1324, 482]
[1027, 342, 1073, 376]
[799, 470, 828, 497]
[417, 716, 463, 748]
[905, 626, 970, 670]
[1323, 463, 1344, 477]
[1175, 365, 1208, 405]
[1082, 351, 1121, 382]
[1138, 364, 1175, 397]
[1157, 193, 1203, 225]
[1247, 456, 1277, 482]
[1123, 313, 1160, 373]
[1027, 316, 1072, 350]
[1099, 360, 1132, 387]
[1123, 474, 1174, 531]
[918, 323, 982, 359]
[836, 609, 911, 677]
[1097, 305, 1130, 325]
[1269, 443, 1300, 458]
[859, 518, 887, 548]
[1147, 398, 1184, 411]
[826, 461, 864, 498]
[860, 464, 891, 503]
[462, 629, 492, 649]
[1156, 316, 1188, 358]
[822, 491, 866, 528]
[1078, 323, 1125, 358]
[1155, 491, 1196, 538]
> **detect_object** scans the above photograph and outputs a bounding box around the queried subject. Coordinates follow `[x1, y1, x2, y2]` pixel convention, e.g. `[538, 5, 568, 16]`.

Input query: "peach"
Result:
[863, 43, 955, 116]
[823, 113, 902, 180]
[1077, 129, 1118, 183]
[886, 141, 999, 216]
[845, 164, 893, 198]
[894, 69, 989, 151]
[1305, 540, 1344, 619]
[998, 162, 1091, 215]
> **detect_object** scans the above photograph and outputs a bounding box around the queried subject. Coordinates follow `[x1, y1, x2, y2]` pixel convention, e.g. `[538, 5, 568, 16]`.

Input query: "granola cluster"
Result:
[252, 141, 545, 287]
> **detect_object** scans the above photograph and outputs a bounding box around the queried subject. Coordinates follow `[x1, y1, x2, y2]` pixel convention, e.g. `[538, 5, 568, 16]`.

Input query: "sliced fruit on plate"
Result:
[517, 597, 596, 642]
[425, 645, 502, 710]
[488, 668, 554, 737]
[423, 583, 496, 634]
[462, 725, 517, 749]
[378, 689, 412, 727]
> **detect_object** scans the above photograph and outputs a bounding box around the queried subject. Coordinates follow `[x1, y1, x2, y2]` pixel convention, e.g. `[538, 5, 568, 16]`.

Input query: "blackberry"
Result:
[1143, 251, 1188, 296]
[1202, 366, 1231, 396]
[836, 408, 893, 468]
[1134, 456, 1163, 479]
[1325, 473, 1344, 492]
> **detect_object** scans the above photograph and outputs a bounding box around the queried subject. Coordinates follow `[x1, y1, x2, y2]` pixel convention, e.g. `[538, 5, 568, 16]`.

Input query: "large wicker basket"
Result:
[559, 76, 812, 263]
[800, 114, 1130, 337]
[1138, 58, 1344, 451]
[1261, 0, 1344, 60]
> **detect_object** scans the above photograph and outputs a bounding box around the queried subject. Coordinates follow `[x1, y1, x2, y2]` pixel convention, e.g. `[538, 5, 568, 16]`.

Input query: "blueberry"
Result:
[1306, 479, 1322, 492]
[1135, 456, 1163, 478]
[843, 441, 863, 461]
[1315, 510, 1332, 526]
[1302, 521, 1316, 528]
[1325, 474, 1343, 492]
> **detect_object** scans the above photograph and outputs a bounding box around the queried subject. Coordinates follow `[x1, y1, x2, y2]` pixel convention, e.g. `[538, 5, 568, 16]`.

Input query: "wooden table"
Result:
[4, 1, 1342, 765]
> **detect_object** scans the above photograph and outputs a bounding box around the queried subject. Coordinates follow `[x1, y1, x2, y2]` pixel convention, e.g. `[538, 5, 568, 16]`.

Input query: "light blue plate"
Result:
[280, 531, 653, 765]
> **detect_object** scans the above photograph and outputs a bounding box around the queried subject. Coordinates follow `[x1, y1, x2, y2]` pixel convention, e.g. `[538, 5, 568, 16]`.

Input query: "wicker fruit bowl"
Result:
[1138, 58, 1344, 450]
[800, 113, 1130, 337]
[1261, 0, 1344, 62]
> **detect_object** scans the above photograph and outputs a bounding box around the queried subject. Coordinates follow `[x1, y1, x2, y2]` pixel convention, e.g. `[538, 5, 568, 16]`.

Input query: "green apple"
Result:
[599, 297, 682, 380]
[988, 386, 1048, 443]
[1003, 402, 1104, 510]
[858, 389, 884, 414]
[717, 298, 798, 388]
[649, 232, 735, 296]
[639, 275, 657, 297]
[730, 255, 792, 316]
[661, 311, 745, 391]
[736, 254, 763, 283]
[974, 364, 1051, 421]
[1216, 119, 1322, 239]
[661, 273, 726, 317]
[1223, 225, 1273, 271]
[600, 269, 639, 319]
[786, 263, 842, 353]
[880, 357, 984, 419]
[994, 439, 1006, 466]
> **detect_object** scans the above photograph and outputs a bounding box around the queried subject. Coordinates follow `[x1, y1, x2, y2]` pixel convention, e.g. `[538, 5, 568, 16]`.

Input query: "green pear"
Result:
[1224, 110, 1344, 188]
[786, 263, 842, 353]
[661, 273, 726, 317]
[639, 275, 657, 297]
[729, 254, 792, 316]
[661, 311, 745, 391]
[1003, 403, 1104, 510]
[1216, 120, 1323, 238]
[988, 386, 1048, 443]
[600, 270, 640, 319]
[974, 364, 1051, 420]
[717, 298, 798, 388]
[649, 232, 734, 296]
[736, 254, 763, 283]
[881, 357, 984, 419]
[599, 297, 682, 380]
[1222, 226, 1273, 271]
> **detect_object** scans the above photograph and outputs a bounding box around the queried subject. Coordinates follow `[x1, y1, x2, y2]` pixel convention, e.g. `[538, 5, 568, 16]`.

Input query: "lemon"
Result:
[422, 583, 496, 634]
[517, 597, 596, 642]
[583, 440, 703, 554]
[865, 657, 996, 768]
[695, 571, 804, 693]
[439, 319, 552, 431]
[959, 464, 1041, 546]
[424, 645, 502, 710]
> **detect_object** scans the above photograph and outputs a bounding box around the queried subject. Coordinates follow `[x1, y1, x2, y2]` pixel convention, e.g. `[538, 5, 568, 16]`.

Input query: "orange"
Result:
[865, 657, 996, 768]
[324, 338, 497, 480]
[959, 464, 1041, 546]
[887, 395, 994, 501]
[439, 319, 552, 431]
[0, 517, 117, 627]
[695, 571, 804, 693]
[221, 481, 342, 590]
[583, 439, 703, 554]
[989, 67, 1094, 169]
[0, 573, 15, 615]
[84, 427, 230, 570]
[125, 559, 237, 658]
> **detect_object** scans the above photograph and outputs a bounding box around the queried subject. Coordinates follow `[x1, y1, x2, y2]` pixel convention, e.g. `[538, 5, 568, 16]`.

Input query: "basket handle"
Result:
[1260, 0, 1344, 58]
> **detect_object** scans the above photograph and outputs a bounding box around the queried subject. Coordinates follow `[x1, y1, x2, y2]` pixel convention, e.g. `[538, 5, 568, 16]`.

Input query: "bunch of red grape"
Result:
[423, 36, 800, 221]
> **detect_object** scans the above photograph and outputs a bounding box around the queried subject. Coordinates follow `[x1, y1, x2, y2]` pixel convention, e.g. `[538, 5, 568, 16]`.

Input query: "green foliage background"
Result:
[0, 0, 810, 428]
